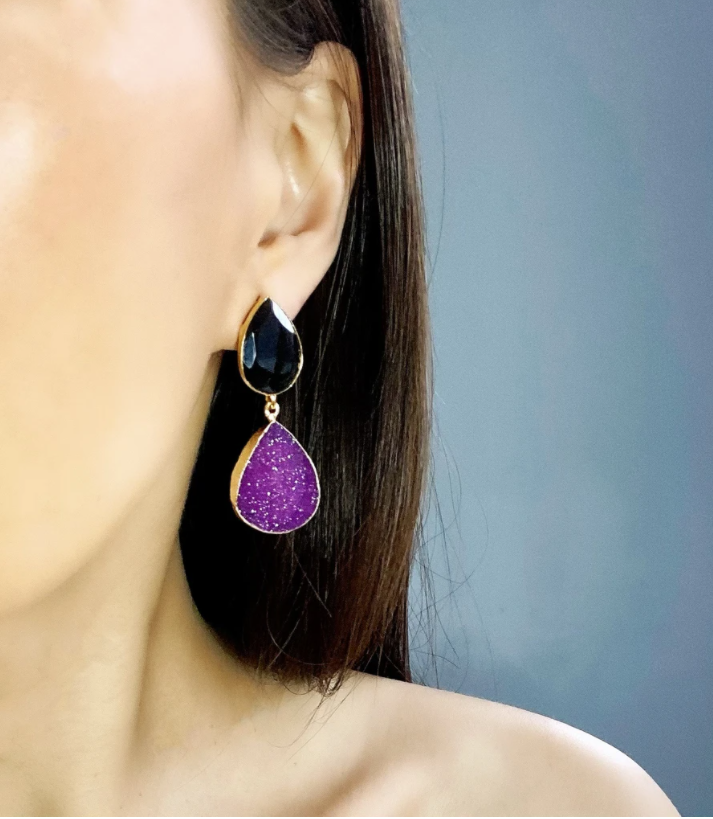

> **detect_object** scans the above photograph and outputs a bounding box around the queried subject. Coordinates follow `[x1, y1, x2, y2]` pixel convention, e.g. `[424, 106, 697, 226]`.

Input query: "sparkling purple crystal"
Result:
[234, 421, 320, 533]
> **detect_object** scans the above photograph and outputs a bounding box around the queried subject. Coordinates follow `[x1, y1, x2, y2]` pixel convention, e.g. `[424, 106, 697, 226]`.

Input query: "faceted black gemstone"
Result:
[240, 299, 301, 394]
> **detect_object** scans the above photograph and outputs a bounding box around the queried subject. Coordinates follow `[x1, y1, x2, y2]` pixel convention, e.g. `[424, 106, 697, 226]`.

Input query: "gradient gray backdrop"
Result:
[404, 2, 713, 815]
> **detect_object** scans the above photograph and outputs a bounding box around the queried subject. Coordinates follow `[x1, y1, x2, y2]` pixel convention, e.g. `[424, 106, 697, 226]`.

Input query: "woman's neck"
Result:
[0, 363, 269, 814]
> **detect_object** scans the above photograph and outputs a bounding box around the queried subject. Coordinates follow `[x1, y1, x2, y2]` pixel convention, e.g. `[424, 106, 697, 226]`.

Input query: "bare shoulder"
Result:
[337, 672, 679, 817]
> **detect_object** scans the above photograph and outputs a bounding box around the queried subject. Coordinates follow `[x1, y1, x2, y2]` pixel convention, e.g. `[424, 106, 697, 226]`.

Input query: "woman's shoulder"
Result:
[335, 672, 679, 816]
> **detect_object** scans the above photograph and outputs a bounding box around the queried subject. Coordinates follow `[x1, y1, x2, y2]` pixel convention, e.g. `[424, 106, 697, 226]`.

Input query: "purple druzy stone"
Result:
[235, 421, 320, 533]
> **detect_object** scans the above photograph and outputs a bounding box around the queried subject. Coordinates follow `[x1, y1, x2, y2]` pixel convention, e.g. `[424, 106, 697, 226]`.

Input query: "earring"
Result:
[230, 296, 320, 534]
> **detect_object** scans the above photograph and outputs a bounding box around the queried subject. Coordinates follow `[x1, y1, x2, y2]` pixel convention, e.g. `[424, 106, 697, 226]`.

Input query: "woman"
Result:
[0, 0, 679, 815]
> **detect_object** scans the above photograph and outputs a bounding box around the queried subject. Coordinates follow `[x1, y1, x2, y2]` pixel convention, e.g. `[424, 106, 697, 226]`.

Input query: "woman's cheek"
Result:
[0, 0, 244, 609]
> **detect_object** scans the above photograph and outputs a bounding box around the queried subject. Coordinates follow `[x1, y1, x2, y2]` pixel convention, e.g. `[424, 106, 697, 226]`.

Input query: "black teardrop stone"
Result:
[240, 299, 302, 394]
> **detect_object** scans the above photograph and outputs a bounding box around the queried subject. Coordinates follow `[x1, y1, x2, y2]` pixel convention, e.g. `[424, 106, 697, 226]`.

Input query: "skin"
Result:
[0, 0, 680, 815]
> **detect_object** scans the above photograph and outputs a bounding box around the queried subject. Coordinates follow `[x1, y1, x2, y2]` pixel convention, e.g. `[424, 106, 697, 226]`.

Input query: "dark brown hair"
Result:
[179, 0, 430, 694]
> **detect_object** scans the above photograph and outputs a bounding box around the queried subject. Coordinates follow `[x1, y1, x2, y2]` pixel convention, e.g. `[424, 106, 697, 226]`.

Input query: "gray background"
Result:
[404, 2, 713, 815]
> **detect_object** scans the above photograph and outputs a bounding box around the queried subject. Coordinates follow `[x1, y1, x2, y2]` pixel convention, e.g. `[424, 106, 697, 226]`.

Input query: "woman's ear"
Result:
[231, 42, 362, 334]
